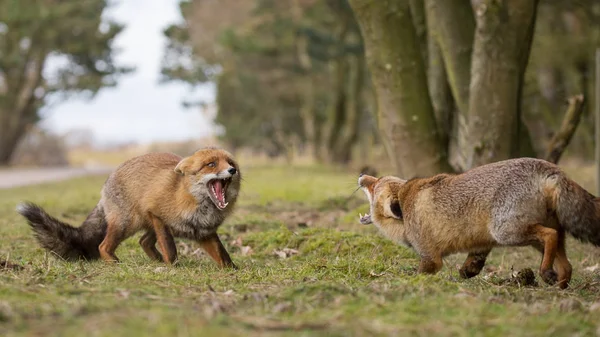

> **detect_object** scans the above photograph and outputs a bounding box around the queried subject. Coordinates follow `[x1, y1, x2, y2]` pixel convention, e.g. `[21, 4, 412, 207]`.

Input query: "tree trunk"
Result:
[325, 57, 349, 162]
[512, 0, 538, 158]
[425, 7, 454, 150]
[425, 0, 474, 116]
[465, 0, 539, 168]
[425, 0, 474, 171]
[0, 114, 28, 165]
[409, 0, 427, 65]
[349, 0, 451, 177]
[335, 54, 365, 163]
[0, 47, 46, 165]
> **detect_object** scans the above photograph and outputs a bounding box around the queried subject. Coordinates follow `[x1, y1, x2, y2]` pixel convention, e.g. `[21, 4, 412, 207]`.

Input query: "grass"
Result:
[1, 164, 600, 336]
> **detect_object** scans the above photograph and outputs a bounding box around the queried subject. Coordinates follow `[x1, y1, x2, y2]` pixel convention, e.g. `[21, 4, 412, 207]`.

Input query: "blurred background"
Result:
[0, 0, 599, 184]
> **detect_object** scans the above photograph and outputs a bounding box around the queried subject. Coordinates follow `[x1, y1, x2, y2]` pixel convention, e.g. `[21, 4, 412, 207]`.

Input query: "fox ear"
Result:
[174, 157, 191, 176]
[387, 199, 403, 220]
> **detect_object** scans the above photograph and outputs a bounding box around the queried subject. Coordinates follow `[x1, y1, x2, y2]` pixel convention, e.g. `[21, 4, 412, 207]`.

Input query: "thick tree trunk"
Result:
[425, 6, 454, 151]
[425, 0, 474, 170]
[425, 0, 474, 116]
[349, 0, 451, 177]
[409, 0, 427, 65]
[463, 0, 539, 168]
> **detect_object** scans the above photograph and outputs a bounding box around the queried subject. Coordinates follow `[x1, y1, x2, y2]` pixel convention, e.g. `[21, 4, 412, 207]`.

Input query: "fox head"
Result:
[358, 174, 406, 227]
[174, 147, 241, 210]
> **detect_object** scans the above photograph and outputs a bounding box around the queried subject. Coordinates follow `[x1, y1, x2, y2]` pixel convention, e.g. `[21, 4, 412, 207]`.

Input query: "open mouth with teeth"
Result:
[207, 178, 231, 210]
[359, 213, 372, 225]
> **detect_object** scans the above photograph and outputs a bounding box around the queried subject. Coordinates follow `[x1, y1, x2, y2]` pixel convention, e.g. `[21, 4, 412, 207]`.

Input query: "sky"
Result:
[41, 0, 216, 146]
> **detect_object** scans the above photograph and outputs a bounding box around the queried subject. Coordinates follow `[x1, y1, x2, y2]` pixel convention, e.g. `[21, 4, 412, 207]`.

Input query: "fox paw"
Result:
[459, 266, 481, 279]
[541, 269, 558, 285]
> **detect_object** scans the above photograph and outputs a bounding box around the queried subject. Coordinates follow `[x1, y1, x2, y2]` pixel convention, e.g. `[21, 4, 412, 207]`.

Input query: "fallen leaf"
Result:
[241, 246, 253, 256]
[117, 290, 130, 299]
[585, 264, 599, 272]
[231, 237, 243, 247]
[273, 248, 299, 259]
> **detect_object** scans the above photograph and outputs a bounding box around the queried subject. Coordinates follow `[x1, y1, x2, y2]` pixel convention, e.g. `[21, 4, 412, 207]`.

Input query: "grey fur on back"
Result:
[17, 202, 107, 260]
[429, 157, 600, 246]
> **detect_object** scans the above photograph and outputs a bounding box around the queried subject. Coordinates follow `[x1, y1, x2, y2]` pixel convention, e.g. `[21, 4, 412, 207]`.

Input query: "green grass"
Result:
[1, 164, 600, 336]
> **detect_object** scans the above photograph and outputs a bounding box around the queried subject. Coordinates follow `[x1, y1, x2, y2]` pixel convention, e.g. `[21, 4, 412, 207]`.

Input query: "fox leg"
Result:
[98, 215, 125, 262]
[149, 215, 177, 265]
[198, 233, 236, 269]
[554, 230, 572, 289]
[531, 224, 560, 285]
[139, 230, 163, 262]
[418, 254, 443, 274]
[459, 249, 492, 279]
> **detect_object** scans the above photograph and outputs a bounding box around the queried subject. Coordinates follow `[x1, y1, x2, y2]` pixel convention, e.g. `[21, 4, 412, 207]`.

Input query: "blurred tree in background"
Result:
[162, 0, 374, 164]
[163, 0, 599, 173]
[0, 0, 131, 165]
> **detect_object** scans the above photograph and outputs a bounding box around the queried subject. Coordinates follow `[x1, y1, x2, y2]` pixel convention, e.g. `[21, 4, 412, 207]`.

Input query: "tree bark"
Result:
[409, 0, 428, 65]
[464, 0, 539, 168]
[349, 0, 451, 177]
[425, 6, 454, 151]
[425, 0, 474, 170]
[424, 0, 474, 116]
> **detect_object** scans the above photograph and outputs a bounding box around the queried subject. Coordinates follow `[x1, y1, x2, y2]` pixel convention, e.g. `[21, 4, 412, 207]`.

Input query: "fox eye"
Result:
[207, 162, 216, 168]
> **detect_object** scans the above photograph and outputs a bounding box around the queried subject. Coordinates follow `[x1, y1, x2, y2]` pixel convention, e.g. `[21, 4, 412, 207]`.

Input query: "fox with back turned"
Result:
[17, 147, 241, 268]
[358, 157, 600, 288]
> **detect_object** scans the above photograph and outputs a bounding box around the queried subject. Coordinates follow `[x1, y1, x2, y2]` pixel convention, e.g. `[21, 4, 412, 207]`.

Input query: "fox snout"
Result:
[358, 174, 377, 189]
[358, 174, 378, 225]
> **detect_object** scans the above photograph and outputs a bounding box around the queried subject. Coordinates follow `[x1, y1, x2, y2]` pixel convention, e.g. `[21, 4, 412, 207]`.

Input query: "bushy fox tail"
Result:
[555, 178, 600, 246]
[17, 202, 107, 260]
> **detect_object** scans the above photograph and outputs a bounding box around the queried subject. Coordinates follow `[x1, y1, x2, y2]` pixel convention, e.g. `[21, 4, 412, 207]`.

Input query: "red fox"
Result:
[17, 147, 241, 268]
[358, 157, 600, 288]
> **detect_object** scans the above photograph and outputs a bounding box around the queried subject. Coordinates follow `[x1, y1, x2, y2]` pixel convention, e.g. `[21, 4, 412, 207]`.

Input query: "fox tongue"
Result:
[214, 180, 225, 203]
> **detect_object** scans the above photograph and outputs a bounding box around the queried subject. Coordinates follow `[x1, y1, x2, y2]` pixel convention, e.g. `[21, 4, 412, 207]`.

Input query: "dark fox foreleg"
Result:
[198, 233, 236, 269]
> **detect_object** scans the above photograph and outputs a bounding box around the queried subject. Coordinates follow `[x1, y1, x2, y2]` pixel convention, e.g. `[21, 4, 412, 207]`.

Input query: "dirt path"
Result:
[0, 166, 114, 189]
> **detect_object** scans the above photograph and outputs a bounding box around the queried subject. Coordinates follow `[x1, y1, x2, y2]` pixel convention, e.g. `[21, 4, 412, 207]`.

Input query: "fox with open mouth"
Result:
[17, 147, 241, 268]
[357, 158, 600, 289]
